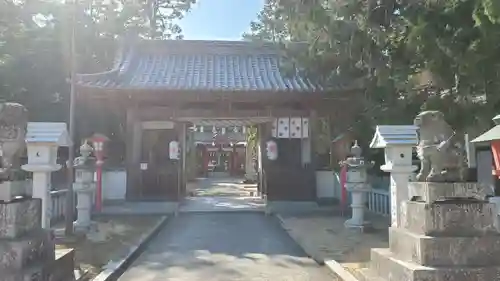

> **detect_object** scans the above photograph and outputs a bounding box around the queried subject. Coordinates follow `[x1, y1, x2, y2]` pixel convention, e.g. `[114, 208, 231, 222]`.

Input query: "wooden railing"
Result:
[367, 189, 390, 216]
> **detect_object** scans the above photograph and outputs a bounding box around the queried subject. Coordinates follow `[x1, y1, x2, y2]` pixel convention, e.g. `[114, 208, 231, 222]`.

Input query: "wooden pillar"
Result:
[231, 145, 236, 176]
[178, 122, 187, 198]
[125, 107, 141, 200]
[258, 122, 273, 196]
[309, 110, 318, 199]
[257, 126, 263, 194]
[309, 111, 318, 169]
[202, 145, 208, 177]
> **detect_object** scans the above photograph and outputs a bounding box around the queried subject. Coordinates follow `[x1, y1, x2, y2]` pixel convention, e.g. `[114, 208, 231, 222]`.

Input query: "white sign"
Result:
[271, 117, 310, 139]
[140, 163, 148, 170]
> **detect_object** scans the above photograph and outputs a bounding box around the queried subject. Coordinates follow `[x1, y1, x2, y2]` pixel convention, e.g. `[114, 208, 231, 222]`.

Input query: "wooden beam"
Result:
[77, 86, 363, 105]
[137, 106, 310, 121]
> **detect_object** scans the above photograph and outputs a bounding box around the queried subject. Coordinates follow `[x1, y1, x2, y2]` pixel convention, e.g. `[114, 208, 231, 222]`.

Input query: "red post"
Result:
[95, 158, 103, 212]
[89, 133, 109, 213]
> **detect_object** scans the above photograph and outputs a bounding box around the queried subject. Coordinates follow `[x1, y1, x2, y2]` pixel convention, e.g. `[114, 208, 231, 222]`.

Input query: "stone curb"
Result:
[324, 260, 361, 281]
[274, 214, 325, 265]
[90, 215, 170, 281]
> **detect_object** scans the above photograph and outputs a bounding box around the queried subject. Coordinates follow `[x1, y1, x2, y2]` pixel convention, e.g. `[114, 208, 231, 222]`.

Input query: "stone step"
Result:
[2, 262, 52, 281]
[389, 227, 500, 267]
[1, 248, 75, 281]
[52, 248, 75, 281]
[0, 229, 55, 271]
[355, 268, 387, 281]
[0, 198, 41, 239]
[370, 248, 500, 281]
[402, 201, 497, 237]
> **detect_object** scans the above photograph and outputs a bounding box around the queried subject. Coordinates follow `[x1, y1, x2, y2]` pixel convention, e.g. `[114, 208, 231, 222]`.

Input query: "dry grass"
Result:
[54, 215, 163, 280]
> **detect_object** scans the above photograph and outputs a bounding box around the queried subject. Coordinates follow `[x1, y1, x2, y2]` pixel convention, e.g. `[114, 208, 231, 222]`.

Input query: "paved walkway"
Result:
[187, 177, 258, 197]
[117, 213, 336, 281]
[180, 177, 265, 212]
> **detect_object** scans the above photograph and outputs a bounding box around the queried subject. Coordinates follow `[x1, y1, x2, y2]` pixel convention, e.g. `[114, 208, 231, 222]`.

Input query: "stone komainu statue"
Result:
[0, 103, 28, 181]
[414, 110, 468, 182]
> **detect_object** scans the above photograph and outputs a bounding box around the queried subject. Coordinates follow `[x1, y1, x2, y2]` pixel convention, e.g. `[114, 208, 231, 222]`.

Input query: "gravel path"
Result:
[117, 213, 336, 281]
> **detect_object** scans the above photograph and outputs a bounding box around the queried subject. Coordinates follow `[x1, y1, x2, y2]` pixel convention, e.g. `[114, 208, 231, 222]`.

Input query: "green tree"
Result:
[0, 0, 195, 139]
[245, 0, 500, 139]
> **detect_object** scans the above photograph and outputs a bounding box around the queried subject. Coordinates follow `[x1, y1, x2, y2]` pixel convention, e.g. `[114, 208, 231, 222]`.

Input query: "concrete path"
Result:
[188, 177, 258, 197]
[117, 213, 336, 281]
[180, 196, 266, 212]
[180, 177, 265, 212]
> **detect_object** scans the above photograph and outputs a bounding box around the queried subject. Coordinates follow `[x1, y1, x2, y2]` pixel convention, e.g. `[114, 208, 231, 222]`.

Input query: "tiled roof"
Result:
[77, 40, 324, 92]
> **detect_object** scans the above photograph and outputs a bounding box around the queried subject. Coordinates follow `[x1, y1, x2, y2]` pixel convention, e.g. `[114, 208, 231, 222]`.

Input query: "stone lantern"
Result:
[73, 141, 96, 233]
[22, 122, 71, 229]
[340, 141, 373, 230]
[370, 125, 418, 227]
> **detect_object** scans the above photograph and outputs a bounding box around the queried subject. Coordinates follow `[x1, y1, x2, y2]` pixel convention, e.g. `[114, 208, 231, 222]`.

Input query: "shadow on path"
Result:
[117, 213, 335, 281]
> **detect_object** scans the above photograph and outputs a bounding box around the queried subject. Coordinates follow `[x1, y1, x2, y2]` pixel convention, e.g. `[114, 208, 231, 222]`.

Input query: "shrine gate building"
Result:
[77, 39, 358, 203]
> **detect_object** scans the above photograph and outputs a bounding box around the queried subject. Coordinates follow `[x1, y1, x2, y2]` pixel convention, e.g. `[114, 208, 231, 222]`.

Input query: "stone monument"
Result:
[0, 104, 75, 281]
[0, 103, 29, 201]
[413, 110, 468, 182]
[357, 111, 499, 281]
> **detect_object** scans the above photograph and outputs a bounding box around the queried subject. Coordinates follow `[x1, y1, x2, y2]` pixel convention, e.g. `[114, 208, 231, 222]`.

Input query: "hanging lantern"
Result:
[266, 139, 278, 160]
[169, 141, 180, 160]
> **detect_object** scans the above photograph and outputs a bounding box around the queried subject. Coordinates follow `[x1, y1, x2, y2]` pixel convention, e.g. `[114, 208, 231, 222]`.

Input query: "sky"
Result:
[177, 0, 264, 40]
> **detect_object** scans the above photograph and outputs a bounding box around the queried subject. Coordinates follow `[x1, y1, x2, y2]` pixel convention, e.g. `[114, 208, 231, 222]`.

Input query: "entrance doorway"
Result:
[182, 119, 265, 212]
[140, 128, 179, 200]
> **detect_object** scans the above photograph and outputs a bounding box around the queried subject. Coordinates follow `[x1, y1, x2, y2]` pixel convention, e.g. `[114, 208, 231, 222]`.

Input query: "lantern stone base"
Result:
[73, 220, 97, 234]
[357, 182, 500, 281]
[0, 198, 75, 281]
[344, 188, 372, 231]
[73, 183, 96, 234]
[344, 218, 372, 232]
[73, 221, 97, 234]
[0, 181, 30, 202]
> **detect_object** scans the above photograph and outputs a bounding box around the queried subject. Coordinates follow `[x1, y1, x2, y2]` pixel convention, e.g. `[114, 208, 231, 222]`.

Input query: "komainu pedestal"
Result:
[358, 182, 500, 281]
[0, 198, 75, 281]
